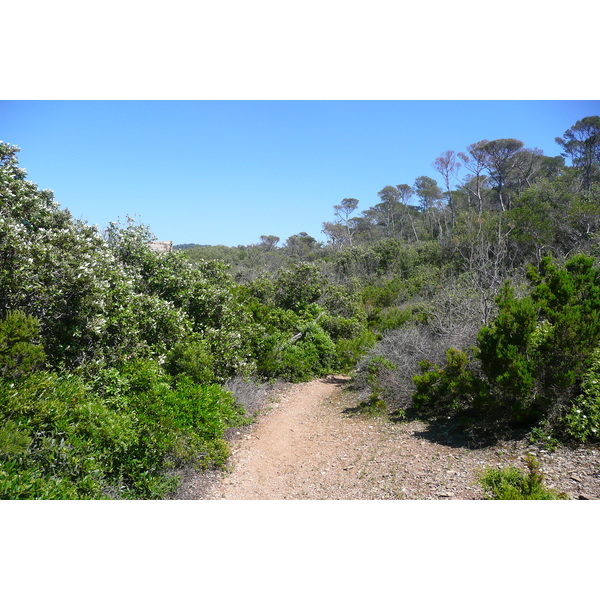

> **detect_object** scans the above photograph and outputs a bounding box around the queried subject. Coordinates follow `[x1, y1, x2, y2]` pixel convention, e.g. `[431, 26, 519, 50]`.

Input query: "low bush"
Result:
[413, 348, 484, 419]
[223, 376, 273, 417]
[563, 347, 600, 443]
[358, 356, 398, 415]
[0, 361, 247, 499]
[354, 322, 474, 413]
[334, 328, 377, 373]
[478, 455, 568, 500]
[378, 255, 600, 441]
[260, 323, 337, 382]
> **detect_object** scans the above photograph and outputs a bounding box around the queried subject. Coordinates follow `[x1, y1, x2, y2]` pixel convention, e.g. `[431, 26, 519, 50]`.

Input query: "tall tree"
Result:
[397, 183, 419, 241]
[259, 235, 280, 250]
[479, 138, 524, 211]
[555, 116, 600, 191]
[511, 148, 545, 194]
[333, 198, 359, 247]
[434, 150, 460, 227]
[321, 221, 347, 249]
[284, 232, 320, 259]
[458, 140, 489, 214]
[323, 198, 360, 249]
[414, 176, 444, 237]
[376, 186, 401, 237]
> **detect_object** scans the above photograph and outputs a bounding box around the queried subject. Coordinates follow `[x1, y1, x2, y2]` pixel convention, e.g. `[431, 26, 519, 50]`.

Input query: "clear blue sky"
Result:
[2, 100, 599, 247]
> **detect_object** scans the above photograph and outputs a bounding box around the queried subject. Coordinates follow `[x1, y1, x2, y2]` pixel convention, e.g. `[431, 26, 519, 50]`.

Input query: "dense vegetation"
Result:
[0, 140, 370, 497]
[2, 115, 599, 498]
[182, 115, 600, 447]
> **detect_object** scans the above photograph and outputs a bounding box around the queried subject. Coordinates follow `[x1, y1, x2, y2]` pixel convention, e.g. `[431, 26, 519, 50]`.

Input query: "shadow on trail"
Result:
[409, 417, 530, 450]
[332, 376, 529, 450]
[410, 419, 492, 449]
[321, 375, 352, 385]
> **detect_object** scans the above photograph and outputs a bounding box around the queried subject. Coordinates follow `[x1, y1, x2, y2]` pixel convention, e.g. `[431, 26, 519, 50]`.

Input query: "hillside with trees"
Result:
[182, 115, 600, 445]
[2, 115, 600, 498]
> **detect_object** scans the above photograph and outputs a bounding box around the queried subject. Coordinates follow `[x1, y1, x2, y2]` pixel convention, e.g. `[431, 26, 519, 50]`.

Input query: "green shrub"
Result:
[478, 455, 568, 500]
[434, 255, 600, 434]
[266, 338, 322, 383]
[0, 460, 83, 500]
[164, 336, 216, 384]
[0, 359, 245, 499]
[0, 372, 126, 498]
[354, 356, 397, 415]
[334, 329, 377, 373]
[413, 348, 483, 418]
[256, 318, 339, 382]
[563, 347, 600, 442]
[476, 283, 539, 423]
[273, 263, 325, 311]
[369, 305, 416, 334]
[0, 421, 31, 457]
[528, 424, 560, 451]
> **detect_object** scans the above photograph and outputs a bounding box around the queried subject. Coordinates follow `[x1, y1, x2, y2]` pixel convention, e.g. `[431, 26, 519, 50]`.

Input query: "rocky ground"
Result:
[173, 376, 600, 500]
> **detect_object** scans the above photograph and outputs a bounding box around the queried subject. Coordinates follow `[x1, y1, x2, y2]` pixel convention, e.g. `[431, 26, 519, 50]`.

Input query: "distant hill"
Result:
[173, 243, 209, 250]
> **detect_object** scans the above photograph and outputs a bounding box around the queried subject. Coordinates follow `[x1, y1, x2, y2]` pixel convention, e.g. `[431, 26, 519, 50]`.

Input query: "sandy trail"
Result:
[175, 376, 600, 501]
[204, 376, 381, 500]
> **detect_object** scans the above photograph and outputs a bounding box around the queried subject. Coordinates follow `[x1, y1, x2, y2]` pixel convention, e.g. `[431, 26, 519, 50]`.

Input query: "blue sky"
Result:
[2, 100, 599, 247]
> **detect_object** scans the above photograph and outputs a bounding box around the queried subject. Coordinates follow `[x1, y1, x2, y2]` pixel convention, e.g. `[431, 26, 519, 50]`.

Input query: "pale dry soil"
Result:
[174, 376, 600, 500]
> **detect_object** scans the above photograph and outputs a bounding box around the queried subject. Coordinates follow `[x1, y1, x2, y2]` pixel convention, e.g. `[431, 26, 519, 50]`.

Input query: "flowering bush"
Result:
[564, 347, 600, 442]
[0, 140, 375, 497]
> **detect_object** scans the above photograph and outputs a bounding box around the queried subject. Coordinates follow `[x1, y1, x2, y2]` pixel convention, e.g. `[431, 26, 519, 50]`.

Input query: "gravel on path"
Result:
[174, 376, 600, 500]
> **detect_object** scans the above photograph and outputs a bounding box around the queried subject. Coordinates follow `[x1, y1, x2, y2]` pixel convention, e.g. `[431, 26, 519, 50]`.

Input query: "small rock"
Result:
[578, 493, 594, 500]
[571, 475, 583, 482]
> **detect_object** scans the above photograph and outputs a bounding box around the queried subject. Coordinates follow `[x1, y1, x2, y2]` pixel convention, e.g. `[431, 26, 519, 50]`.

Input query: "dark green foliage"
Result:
[476, 284, 539, 423]
[334, 328, 377, 373]
[164, 336, 216, 384]
[244, 263, 370, 381]
[0, 310, 46, 379]
[1, 371, 130, 498]
[555, 116, 600, 191]
[527, 255, 600, 400]
[0, 421, 31, 457]
[413, 348, 484, 419]
[272, 263, 326, 311]
[257, 322, 338, 382]
[411, 254, 600, 439]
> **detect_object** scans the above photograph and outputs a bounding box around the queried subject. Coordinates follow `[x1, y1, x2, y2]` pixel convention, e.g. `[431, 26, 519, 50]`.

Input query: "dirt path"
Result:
[208, 376, 387, 500]
[175, 376, 600, 500]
